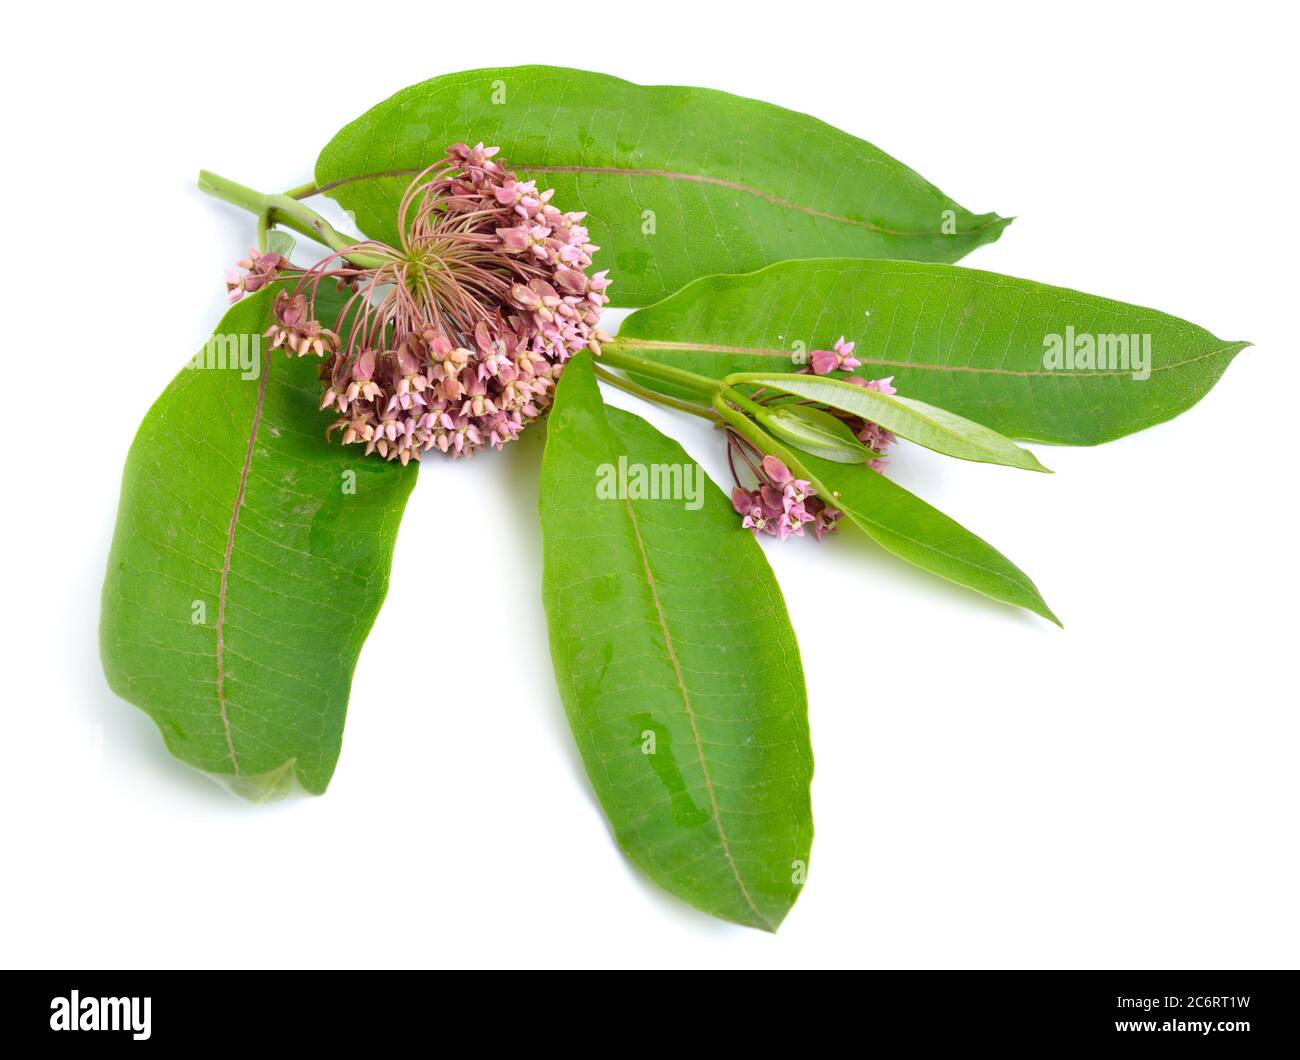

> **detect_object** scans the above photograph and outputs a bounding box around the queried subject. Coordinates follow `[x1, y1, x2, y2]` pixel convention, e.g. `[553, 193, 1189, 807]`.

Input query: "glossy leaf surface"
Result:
[734, 373, 1049, 471]
[100, 289, 417, 798]
[716, 401, 1059, 624]
[619, 259, 1247, 444]
[316, 66, 1009, 306]
[540, 352, 813, 929]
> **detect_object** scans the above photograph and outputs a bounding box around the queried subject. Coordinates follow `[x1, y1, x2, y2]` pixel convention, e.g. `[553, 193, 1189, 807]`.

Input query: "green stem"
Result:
[598, 342, 722, 397]
[719, 385, 768, 420]
[593, 364, 719, 421]
[714, 388, 776, 453]
[714, 393, 845, 507]
[198, 170, 385, 268]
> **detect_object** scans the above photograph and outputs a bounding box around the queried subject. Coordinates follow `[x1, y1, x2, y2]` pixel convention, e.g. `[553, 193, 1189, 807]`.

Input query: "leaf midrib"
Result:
[312, 167, 1001, 239]
[615, 338, 1246, 378]
[620, 492, 774, 931]
[213, 360, 272, 775]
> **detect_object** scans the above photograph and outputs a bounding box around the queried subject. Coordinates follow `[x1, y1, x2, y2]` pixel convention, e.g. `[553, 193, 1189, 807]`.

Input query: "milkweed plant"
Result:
[100, 66, 1248, 931]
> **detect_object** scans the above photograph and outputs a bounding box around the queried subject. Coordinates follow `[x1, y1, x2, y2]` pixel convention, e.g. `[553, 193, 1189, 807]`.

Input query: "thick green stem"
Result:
[593, 364, 719, 421]
[714, 387, 781, 455]
[719, 385, 768, 420]
[198, 170, 385, 268]
[714, 393, 844, 506]
[598, 343, 722, 397]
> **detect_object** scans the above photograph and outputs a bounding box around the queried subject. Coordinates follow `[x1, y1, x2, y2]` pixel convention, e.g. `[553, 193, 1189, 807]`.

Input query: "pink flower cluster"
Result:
[843, 375, 897, 470]
[265, 291, 339, 358]
[731, 455, 841, 541]
[808, 335, 897, 471]
[723, 333, 906, 541]
[232, 143, 611, 463]
[225, 248, 285, 303]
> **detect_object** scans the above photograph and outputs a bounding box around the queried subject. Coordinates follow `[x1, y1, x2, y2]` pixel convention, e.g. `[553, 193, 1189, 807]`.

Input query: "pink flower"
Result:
[730, 451, 829, 540]
[264, 291, 339, 358]
[226, 248, 284, 302]
[761, 454, 792, 485]
[254, 143, 611, 463]
[809, 348, 840, 375]
[846, 373, 896, 395]
[732, 487, 768, 535]
[838, 375, 899, 471]
[856, 422, 897, 452]
[807, 497, 841, 540]
[809, 335, 862, 375]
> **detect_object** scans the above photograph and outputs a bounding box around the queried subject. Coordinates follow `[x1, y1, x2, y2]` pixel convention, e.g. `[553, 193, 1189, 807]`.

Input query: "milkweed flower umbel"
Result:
[807, 339, 897, 471]
[729, 452, 841, 541]
[228, 143, 611, 463]
[721, 343, 904, 539]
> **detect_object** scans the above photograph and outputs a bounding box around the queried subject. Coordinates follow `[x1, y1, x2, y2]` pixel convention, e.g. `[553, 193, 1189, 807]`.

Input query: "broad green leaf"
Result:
[315, 66, 1010, 307]
[716, 401, 1059, 624]
[540, 352, 813, 930]
[733, 373, 1049, 472]
[617, 259, 1249, 444]
[759, 403, 880, 464]
[100, 288, 417, 799]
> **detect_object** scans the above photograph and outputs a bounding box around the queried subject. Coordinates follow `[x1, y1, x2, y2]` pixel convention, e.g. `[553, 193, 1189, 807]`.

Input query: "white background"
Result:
[3, 1, 1295, 969]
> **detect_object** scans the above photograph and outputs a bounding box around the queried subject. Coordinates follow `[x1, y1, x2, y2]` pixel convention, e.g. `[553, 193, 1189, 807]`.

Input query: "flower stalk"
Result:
[591, 364, 719, 421]
[198, 170, 386, 268]
[596, 342, 723, 398]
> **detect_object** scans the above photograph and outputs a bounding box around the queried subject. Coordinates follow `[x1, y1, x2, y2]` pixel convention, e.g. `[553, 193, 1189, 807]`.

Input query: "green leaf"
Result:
[265, 230, 296, 259]
[314, 66, 1010, 307]
[758, 403, 880, 464]
[733, 373, 1049, 472]
[100, 288, 417, 799]
[540, 351, 813, 930]
[825, 459, 1059, 624]
[717, 401, 1059, 624]
[616, 259, 1249, 444]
